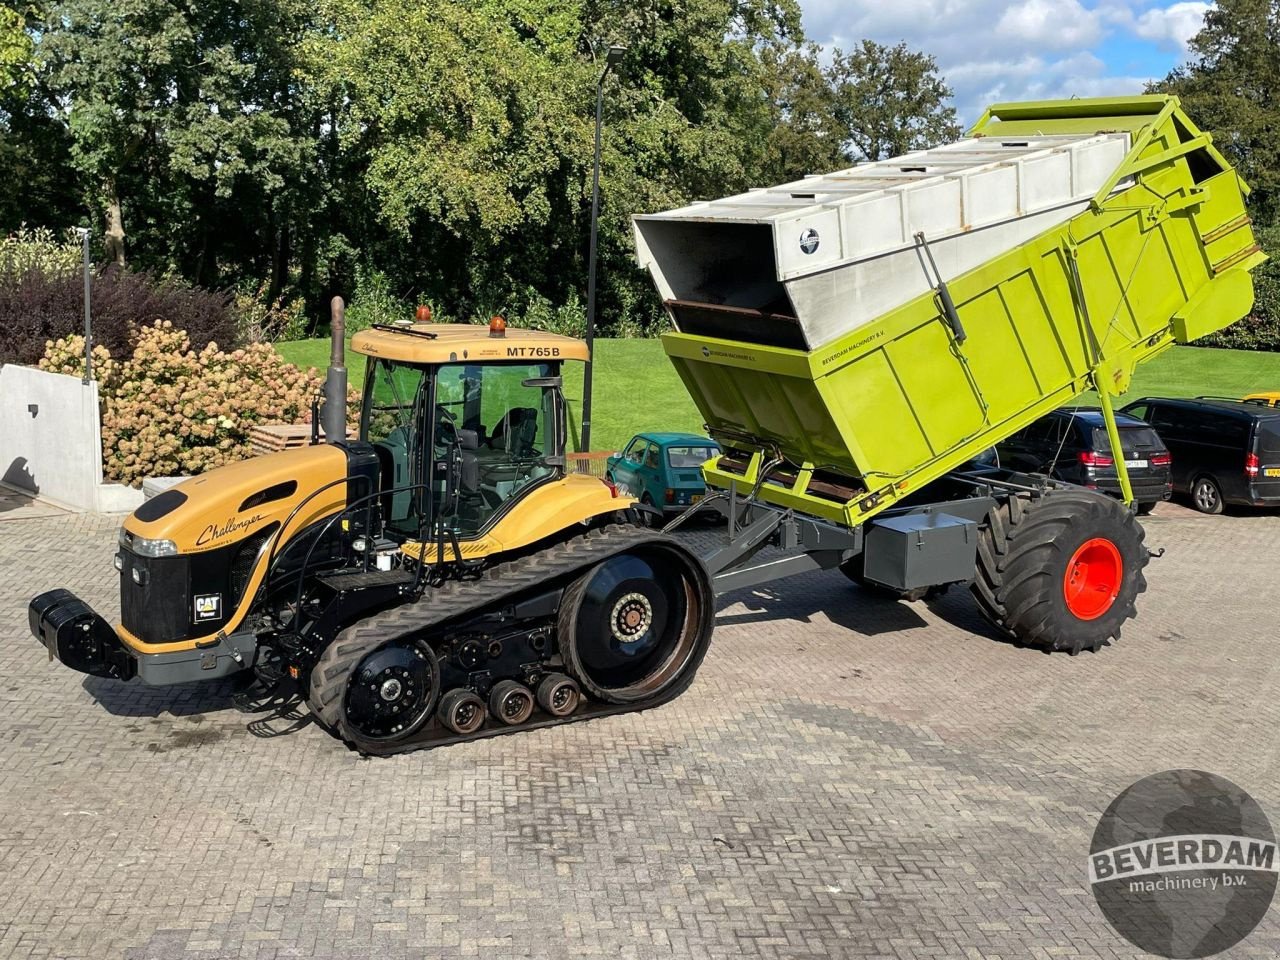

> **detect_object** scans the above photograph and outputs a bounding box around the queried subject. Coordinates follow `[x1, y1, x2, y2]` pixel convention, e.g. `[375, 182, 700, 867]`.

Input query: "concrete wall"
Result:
[0, 365, 143, 513]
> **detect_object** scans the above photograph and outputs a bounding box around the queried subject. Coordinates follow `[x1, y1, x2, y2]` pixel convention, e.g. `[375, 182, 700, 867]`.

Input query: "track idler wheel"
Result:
[536, 673, 581, 718]
[558, 542, 714, 705]
[489, 680, 534, 725]
[438, 688, 486, 735]
[309, 633, 441, 748]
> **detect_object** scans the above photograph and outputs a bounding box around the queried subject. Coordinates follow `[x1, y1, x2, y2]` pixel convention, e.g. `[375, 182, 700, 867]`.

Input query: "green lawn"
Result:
[276, 337, 1280, 453]
[1083, 345, 1280, 404]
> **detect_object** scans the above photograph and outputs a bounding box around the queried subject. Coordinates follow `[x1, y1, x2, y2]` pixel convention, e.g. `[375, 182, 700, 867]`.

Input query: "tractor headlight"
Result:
[119, 528, 178, 558]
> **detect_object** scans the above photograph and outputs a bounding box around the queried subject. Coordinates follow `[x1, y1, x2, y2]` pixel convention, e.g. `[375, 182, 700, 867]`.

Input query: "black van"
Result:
[1119, 397, 1280, 513]
[995, 408, 1172, 513]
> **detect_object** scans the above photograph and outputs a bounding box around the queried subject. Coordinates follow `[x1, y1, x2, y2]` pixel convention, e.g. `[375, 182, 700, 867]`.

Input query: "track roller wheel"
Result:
[308, 632, 441, 748]
[488, 680, 534, 725]
[971, 488, 1148, 654]
[438, 688, 486, 735]
[536, 673, 581, 717]
[559, 543, 713, 704]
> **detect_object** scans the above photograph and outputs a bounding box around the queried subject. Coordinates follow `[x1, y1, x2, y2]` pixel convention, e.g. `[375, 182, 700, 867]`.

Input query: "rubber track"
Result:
[308, 524, 708, 755]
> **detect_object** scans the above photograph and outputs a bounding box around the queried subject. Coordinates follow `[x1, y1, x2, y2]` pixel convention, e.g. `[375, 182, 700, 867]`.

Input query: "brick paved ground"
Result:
[0, 504, 1277, 959]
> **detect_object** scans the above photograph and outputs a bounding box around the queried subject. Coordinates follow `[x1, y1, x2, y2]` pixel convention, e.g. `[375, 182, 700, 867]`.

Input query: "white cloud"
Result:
[995, 0, 1104, 50]
[798, 0, 1212, 123]
[1129, 1, 1211, 49]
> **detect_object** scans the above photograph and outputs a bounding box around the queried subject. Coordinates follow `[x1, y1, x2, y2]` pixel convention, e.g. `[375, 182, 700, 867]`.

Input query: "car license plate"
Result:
[1265, 468, 1280, 477]
[1125, 459, 1147, 469]
[691, 494, 703, 504]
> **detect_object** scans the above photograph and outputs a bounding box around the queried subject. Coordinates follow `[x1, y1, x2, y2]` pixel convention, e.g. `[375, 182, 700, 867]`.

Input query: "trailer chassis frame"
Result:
[668, 466, 1061, 597]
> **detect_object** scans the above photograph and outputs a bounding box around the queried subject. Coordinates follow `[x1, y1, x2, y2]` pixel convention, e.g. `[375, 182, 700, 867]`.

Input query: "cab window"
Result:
[644, 444, 661, 469]
[623, 437, 648, 462]
[364, 360, 428, 448]
[363, 360, 430, 533]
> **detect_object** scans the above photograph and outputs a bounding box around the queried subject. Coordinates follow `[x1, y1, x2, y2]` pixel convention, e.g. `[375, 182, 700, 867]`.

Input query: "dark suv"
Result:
[996, 408, 1172, 513]
[1120, 397, 1280, 514]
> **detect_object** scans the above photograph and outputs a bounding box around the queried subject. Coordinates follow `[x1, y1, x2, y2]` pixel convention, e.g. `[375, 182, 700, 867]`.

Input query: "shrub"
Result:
[0, 226, 81, 281]
[518, 289, 587, 339]
[344, 265, 408, 333]
[234, 281, 309, 344]
[0, 260, 238, 365]
[41, 321, 358, 487]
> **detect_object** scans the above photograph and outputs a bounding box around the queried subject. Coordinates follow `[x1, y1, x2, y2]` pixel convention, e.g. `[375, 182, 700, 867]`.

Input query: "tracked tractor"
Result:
[30, 316, 715, 753]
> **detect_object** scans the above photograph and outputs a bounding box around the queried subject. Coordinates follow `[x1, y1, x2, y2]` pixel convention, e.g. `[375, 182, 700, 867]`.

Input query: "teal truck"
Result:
[635, 95, 1265, 654]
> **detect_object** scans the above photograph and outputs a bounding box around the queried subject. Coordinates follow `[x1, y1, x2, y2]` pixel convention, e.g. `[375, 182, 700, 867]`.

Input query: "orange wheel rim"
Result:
[1063, 537, 1123, 620]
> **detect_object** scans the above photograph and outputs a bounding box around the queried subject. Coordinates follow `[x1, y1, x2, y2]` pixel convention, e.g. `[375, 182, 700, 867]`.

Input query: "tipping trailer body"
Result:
[634, 96, 1266, 527]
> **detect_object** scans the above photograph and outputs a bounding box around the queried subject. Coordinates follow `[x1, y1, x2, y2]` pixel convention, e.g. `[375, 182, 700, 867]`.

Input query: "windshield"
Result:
[361, 359, 561, 539]
[667, 445, 717, 468]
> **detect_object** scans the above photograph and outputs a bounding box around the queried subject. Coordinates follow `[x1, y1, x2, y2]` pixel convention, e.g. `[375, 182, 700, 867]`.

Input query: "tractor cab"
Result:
[350, 319, 589, 541]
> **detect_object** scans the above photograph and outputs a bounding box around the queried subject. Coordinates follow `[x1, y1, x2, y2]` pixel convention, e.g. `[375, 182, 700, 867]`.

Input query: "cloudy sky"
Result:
[798, 0, 1211, 123]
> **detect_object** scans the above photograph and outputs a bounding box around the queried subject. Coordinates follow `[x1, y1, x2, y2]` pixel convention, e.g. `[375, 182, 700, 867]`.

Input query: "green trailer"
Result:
[635, 95, 1265, 654]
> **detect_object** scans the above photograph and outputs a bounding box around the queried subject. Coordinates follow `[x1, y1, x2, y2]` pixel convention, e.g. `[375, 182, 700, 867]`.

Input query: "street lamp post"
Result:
[76, 227, 91, 384]
[580, 43, 626, 453]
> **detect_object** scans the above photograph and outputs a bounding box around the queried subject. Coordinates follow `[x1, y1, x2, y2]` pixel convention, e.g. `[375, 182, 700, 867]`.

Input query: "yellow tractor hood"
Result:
[122, 444, 349, 554]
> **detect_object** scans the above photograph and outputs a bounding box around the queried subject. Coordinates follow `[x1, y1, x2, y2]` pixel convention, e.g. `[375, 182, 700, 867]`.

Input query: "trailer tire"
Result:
[971, 488, 1148, 654]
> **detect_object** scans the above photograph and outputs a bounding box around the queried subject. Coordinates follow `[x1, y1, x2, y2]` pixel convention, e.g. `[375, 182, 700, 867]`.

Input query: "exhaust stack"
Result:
[323, 296, 347, 444]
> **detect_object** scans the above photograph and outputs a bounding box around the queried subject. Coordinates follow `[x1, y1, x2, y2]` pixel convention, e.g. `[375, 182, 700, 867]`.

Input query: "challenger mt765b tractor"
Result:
[31, 318, 716, 753]
[29, 96, 1265, 755]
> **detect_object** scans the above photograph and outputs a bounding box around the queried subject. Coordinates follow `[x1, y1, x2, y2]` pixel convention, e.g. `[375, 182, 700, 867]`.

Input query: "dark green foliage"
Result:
[1150, 0, 1280, 349]
[3, 0, 965, 338]
[827, 41, 961, 162]
[1151, 0, 1280, 225]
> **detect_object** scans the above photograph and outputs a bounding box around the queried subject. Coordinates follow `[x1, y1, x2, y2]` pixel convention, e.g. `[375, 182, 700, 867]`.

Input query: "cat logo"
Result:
[193, 593, 222, 623]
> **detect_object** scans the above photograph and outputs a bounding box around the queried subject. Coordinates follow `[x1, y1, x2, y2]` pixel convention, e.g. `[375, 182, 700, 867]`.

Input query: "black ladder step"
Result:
[315, 568, 416, 591]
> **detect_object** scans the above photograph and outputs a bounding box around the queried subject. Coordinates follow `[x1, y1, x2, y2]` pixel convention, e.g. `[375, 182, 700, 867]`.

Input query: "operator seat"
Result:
[475, 408, 541, 509]
[487, 407, 539, 456]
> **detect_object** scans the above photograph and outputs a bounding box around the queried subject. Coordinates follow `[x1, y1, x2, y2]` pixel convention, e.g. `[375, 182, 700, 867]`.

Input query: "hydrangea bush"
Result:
[41, 321, 358, 486]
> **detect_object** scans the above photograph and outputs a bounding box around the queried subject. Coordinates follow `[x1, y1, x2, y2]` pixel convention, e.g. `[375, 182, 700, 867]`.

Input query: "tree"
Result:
[754, 40, 845, 184]
[1151, 0, 1280, 224]
[9, 0, 964, 337]
[826, 40, 960, 162]
[0, 2, 79, 231]
[42, 0, 320, 281]
[306, 0, 814, 332]
[1, 4, 38, 95]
